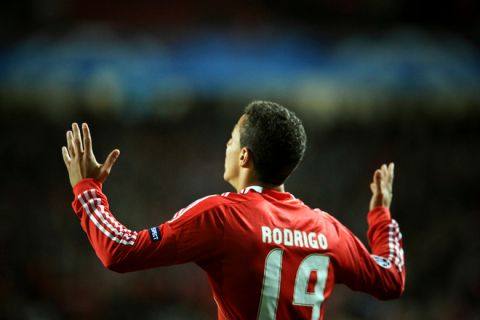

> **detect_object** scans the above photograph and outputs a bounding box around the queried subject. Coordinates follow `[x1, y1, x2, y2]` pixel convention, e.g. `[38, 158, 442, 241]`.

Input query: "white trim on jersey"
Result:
[387, 219, 403, 272]
[371, 219, 404, 272]
[240, 185, 298, 201]
[242, 185, 264, 194]
[78, 190, 136, 246]
[84, 190, 137, 240]
[169, 195, 217, 222]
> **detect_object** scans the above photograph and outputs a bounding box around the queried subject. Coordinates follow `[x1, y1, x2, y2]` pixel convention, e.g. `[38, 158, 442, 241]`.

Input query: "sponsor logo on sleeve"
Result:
[372, 255, 391, 268]
[149, 226, 161, 242]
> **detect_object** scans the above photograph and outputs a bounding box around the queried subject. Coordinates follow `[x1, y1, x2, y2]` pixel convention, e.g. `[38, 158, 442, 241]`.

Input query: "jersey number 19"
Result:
[257, 249, 330, 320]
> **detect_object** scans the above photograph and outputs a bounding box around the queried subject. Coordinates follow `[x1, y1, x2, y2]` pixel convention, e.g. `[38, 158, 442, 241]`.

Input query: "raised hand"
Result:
[62, 123, 120, 187]
[369, 162, 394, 210]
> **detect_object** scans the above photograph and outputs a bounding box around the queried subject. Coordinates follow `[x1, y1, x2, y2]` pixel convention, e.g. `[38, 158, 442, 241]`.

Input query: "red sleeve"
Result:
[332, 207, 406, 299]
[71, 179, 225, 273]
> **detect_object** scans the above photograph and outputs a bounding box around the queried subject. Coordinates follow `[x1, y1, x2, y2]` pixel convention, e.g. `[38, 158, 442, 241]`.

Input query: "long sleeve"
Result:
[71, 179, 225, 273]
[332, 207, 406, 299]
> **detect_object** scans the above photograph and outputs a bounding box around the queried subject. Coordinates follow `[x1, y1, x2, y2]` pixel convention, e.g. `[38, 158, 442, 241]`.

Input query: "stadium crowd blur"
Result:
[1, 0, 479, 319]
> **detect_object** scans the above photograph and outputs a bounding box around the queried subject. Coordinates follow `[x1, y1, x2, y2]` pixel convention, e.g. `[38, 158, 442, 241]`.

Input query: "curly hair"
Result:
[240, 100, 307, 185]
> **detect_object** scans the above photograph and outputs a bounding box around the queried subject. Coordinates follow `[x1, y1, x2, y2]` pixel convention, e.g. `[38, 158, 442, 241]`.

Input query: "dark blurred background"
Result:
[1, 0, 480, 319]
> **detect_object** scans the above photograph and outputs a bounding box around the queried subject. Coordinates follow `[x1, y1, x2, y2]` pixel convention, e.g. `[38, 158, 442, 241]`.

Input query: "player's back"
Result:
[71, 179, 404, 320]
[70, 170, 404, 320]
[201, 186, 339, 320]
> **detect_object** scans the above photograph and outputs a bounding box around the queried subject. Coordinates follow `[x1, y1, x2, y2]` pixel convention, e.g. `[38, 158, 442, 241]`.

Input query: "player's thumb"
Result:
[99, 149, 120, 182]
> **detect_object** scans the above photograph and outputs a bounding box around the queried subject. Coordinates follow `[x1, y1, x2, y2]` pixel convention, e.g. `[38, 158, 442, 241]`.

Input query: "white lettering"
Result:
[294, 230, 303, 247]
[308, 232, 319, 249]
[318, 233, 328, 249]
[262, 226, 272, 243]
[260, 226, 328, 250]
[284, 229, 293, 246]
[302, 232, 310, 248]
[273, 228, 282, 244]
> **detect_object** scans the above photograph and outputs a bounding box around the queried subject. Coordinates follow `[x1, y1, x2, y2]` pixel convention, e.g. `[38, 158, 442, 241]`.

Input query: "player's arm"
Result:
[62, 123, 224, 272]
[333, 163, 405, 299]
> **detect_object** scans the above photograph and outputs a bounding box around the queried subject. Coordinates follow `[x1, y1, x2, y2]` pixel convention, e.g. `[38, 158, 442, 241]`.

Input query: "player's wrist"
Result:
[367, 206, 392, 223]
[72, 178, 102, 195]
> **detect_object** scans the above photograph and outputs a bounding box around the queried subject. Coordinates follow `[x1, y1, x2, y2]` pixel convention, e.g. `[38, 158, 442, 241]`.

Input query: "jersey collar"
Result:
[240, 185, 297, 201]
[239, 185, 264, 194]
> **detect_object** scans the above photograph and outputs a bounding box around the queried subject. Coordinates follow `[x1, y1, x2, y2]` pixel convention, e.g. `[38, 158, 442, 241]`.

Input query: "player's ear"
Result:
[239, 147, 252, 168]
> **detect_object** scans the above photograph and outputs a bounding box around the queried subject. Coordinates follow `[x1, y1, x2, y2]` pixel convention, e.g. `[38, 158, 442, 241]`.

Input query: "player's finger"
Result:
[99, 149, 120, 182]
[374, 170, 382, 193]
[82, 123, 93, 156]
[72, 122, 84, 154]
[67, 130, 75, 158]
[371, 169, 378, 186]
[388, 162, 395, 181]
[381, 164, 388, 177]
[62, 146, 71, 167]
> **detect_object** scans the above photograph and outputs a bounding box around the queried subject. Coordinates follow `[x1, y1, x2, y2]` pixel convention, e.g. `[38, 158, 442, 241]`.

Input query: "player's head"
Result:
[224, 100, 306, 189]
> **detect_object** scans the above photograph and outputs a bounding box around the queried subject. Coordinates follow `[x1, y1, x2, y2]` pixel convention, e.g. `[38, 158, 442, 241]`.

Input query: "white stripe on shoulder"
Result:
[169, 195, 218, 222]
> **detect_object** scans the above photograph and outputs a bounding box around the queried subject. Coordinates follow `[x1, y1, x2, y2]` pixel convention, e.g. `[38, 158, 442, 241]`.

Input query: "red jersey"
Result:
[72, 179, 405, 320]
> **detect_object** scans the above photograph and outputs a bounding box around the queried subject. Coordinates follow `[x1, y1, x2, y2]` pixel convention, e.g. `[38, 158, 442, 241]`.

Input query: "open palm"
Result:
[62, 123, 120, 187]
